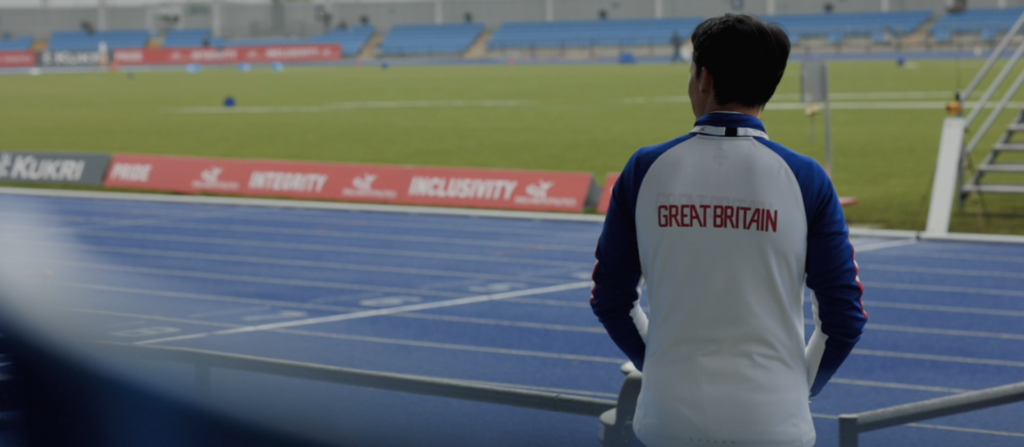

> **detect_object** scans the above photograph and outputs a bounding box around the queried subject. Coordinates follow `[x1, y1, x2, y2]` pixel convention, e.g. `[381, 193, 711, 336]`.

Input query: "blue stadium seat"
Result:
[488, 18, 701, 50]
[379, 24, 483, 56]
[217, 27, 373, 56]
[0, 36, 33, 51]
[48, 29, 150, 51]
[766, 11, 931, 43]
[163, 29, 213, 48]
[932, 8, 1024, 41]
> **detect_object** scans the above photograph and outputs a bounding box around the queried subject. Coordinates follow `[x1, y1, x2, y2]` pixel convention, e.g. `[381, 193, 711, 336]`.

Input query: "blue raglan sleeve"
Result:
[590, 152, 649, 371]
[801, 163, 868, 397]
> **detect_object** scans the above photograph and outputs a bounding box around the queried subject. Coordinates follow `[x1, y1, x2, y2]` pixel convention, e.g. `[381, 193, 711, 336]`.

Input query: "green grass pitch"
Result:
[2, 59, 1023, 234]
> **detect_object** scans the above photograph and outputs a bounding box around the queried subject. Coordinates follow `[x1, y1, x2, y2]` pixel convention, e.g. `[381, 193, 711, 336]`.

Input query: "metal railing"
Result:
[961, 9, 1024, 155]
[838, 380, 1024, 447]
[94, 342, 638, 446]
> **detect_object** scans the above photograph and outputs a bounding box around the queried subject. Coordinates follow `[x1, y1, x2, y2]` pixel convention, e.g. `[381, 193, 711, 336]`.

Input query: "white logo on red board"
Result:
[407, 176, 518, 201]
[248, 171, 328, 193]
[341, 173, 398, 199]
[191, 166, 239, 190]
[108, 162, 152, 183]
[513, 180, 577, 207]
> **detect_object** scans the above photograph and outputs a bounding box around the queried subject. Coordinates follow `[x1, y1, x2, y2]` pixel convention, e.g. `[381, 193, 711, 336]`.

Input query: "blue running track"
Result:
[2, 191, 1024, 446]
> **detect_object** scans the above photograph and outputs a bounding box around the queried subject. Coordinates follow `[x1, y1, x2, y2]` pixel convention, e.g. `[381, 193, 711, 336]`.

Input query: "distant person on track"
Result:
[670, 31, 684, 63]
[590, 14, 867, 447]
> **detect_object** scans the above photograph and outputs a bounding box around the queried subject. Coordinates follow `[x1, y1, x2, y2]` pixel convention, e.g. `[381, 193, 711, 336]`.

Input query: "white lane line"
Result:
[854, 239, 919, 253]
[865, 300, 1024, 318]
[867, 251, 1024, 264]
[865, 281, 1024, 298]
[5, 209, 239, 237]
[828, 378, 970, 394]
[188, 306, 268, 318]
[216, 213, 602, 239]
[133, 221, 595, 252]
[506, 297, 592, 308]
[136, 281, 591, 345]
[862, 264, 1024, 280]
[274, 328, 623, 364]
[26, 242, 570, 285]
[394, 313, 605, 333]
[78, 231, 591, 268]
[854, 349, 1024, 368]
[905, 423, 1024, 438]
[807, 319, 1024, 341]
[812, 413, 1024, 437]
[31, 259, 464, 298]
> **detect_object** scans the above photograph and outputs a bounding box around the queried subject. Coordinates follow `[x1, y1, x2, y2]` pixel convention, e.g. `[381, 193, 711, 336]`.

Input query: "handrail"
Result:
[962, 36, 1024, 129]
[960, 10, 1024, 103]
[964, 65, 1024, 154]
[838, 380, 1024, 447]
[93, 342, 616, 418]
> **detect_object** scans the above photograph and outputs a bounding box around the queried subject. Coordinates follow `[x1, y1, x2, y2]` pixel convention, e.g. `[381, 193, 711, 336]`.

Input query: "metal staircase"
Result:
[954, 10, 1024, 208]
[962, 111, 1024, 198]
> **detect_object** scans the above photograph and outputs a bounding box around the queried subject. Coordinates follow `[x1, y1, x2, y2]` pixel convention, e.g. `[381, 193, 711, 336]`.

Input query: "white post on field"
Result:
[545, 0, 554, 22]
[97, 0, 108, 31]
[766, 0, 776, 16]
[881, 0, 890, 13]
[212, 0, 223, 37]
[655, 0, 663, 19]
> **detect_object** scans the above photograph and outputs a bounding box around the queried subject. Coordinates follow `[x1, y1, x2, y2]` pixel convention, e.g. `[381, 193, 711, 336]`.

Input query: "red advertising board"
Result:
[596, 173, 619, 214]
[0, 51, 37, 68]
[112, 44, 342, 66]
[104, 154, 595, 213]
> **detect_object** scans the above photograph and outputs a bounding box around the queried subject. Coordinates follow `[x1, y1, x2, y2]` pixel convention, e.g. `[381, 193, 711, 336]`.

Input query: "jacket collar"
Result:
[691, 112, 768, 139]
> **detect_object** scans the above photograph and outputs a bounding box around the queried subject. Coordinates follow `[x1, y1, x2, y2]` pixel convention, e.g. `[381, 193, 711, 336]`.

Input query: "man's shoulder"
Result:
[752, 137, 829, 181]
[629, 134, 697, 169]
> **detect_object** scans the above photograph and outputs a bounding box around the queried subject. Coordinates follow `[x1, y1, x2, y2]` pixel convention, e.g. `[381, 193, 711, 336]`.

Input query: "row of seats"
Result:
[378, 24, 484, 56]
[49, 30, 150, 51]
[932, 8, 1024, 42]
[0, 36, 33, 51]
[489, 18, 702, 50]
[770, 10, 931, 43]
[164, 27, 375, 56]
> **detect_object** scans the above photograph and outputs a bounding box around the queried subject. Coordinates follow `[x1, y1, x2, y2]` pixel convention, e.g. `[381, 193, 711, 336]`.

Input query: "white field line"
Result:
[75, 230, 592, 268]
[25, 258, 465, 298]
[861, 264, 1024, 280]
[864, 281, 1024, 298]
[171, 100, 532, 114]
[853, 349, 1024, 368]
[25, 242, 572, 285]
[121, 221, 595, 253]
[135, 281, 591, 345]
[864, 300, 1024, 318]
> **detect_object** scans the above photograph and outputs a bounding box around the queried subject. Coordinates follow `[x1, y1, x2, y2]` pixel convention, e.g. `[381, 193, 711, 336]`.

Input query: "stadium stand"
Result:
[0, 36, 33, 51]
[488, 18, 702, 50]
[307, 26, 375, 56]
[378, 24, 484, 56]
[48, 30, 150, 51]
[162, 29, 222, 48]
[215, 26, 373, 56]
[766, 11, 932, 45]
[931, 8, 1024, 43]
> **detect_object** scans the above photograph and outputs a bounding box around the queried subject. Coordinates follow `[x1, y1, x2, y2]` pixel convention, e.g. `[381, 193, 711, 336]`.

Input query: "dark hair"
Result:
[690, 14, 791, 107]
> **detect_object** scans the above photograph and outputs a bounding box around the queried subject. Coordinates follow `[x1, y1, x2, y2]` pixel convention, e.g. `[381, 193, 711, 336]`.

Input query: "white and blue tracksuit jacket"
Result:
[591, 112, 867, 447]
